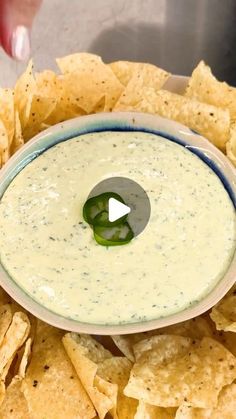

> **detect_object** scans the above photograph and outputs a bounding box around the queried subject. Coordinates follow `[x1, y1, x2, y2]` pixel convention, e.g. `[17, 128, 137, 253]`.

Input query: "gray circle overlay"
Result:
[87, 177, 151, 237]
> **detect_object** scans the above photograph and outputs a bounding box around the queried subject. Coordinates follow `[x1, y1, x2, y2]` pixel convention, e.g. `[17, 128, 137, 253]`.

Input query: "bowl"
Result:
[0, 109, 235, 335]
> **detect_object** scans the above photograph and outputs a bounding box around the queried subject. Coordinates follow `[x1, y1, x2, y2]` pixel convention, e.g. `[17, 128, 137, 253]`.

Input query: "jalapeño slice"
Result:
[93, 222, 134, 246]
[93, 210, 127, 227]
[83, 192, 125, 226]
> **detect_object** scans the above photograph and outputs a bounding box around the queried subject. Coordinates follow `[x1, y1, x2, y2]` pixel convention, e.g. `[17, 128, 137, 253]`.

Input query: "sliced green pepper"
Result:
[94, 222, 134, 246]
[83, 192, 125, 225]
[93, 210, 127, 227]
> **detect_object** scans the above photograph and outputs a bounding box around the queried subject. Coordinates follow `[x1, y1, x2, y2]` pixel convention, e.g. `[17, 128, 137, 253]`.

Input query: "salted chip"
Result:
[0, 88, 15, 145]
[186, 61, 236, 120]
[0, 377, 30, 419]
[109, 60, 170, 88]
[14, 60, 36, 130]
[14, 338, 32, 379]
[0, 119, 10, 167]
[44, 75, 86, 125]
[56, 53, 124, 113]
[63, 333, 115, 419]
[10, 111, 24, 155]
[22, 94, 57, 141]
[0, 289, 10, 306]
[22, 322, 95, 419]
[112, 317, 214, 362]
[134, 401, 176, 419]
[114, 88, 230, 150]
[210, 284, 236, 332]
[175, 383, 236, 419]
[0, 305, 12, 346]
[0, 312, 30, 377]
[218, 331, 236, 357]
[97, 357, 138, 418]
[0, 381, 5, 408]
[124, 336, 236, 408]
[226, 123, 236, 167]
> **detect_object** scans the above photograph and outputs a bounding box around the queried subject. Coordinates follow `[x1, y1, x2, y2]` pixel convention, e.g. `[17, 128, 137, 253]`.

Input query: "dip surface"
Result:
[0, 131, 235, 325]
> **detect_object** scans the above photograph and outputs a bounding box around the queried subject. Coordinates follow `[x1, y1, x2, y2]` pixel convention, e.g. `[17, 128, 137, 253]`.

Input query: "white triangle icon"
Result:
[108, 198, 131, 222]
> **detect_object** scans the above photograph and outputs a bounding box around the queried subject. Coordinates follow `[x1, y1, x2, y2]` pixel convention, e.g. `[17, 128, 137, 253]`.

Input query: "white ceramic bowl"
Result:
[0, 108, 235, 335]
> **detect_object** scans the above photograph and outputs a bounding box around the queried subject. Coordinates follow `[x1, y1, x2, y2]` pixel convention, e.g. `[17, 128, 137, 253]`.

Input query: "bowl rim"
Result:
[0, 111, 235, 335]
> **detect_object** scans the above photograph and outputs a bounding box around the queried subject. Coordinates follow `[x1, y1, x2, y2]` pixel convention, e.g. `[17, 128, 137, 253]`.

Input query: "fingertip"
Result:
[11, 26, 31, 61]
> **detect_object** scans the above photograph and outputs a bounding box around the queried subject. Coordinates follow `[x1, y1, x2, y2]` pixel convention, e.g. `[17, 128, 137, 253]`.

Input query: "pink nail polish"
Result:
[11, 26, 30, 61]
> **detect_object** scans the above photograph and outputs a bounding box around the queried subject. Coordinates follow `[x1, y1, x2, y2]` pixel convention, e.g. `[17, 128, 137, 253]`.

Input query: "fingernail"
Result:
[11, 26, 30, 61]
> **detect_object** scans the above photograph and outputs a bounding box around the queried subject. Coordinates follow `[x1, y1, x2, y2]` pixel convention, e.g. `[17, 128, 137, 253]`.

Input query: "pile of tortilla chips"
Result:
[0, 54, 235, 417]
[1, 54, 236, 166]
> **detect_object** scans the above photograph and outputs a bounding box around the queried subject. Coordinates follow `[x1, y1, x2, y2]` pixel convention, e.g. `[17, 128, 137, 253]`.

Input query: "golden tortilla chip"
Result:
[56, 53, 124, 113]
[0, 377, 30, 419]
[134, 401, 176, 419]
[0, 289, 11, 306]
[45, 76, 86, 126]
[186, 61, 236, 120]
[210, 284, 236, 332]
[109, 60, 170, 88]
[0, 305, 12, 347]
[22, 94, 57, 141]
[10, 111, 24, 155]
[22, 322, 95, 419]
[97, 357, 138, 418]
[0, 312, 30, 377]
[0, 381, 5, 408]
[15, 338, 32, 379]
[114, 88, 230, 150]
[14, 60, 36, 130]
[226, 123, 236, 167]
[124, 336, 236, 408]
[0, 120, 10, 167]
[218, 331, 236, 357]
[175, 383, 236, 418]
[63, 333, 115, 419]
[112, 317, 214, 362]
[0, 89, 15, 145]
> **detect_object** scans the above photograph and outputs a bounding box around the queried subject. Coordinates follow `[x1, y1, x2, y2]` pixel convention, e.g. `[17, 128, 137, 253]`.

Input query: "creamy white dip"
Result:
[0, 131, 235, 325]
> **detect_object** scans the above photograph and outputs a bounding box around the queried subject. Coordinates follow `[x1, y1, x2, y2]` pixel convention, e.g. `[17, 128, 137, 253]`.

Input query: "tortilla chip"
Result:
[0, 377, 30, 418]
[22, 94, 57, 141]
[175, 383, 236, 418]
[10, 111, 24, 155]
[0, 289, 11, 306]
[15, 338, 32, 378]
[114, 88, 230, 150]
[218, 331, 236, 357]
[0, 120, 10, 167]
[14, 60, 36, 130]
[97, 357, 138, 418]
[109, 60, 170, 88]
[0, 305, 12, 347]
[56, 53, 124, 113]
[186, 61, 236, 120]
[0, 312, 30, 377]
[210, 284, 236, 332]
[0, 89, 15, 145]
[226, 123, 236, 167]
[63, 333, 115, 419]
[112, 317, 214, 362]
[22, 322, 95, 419]
[0, 381, 5, 408]
[124, 336, 236, 408]
[134, 401, 176, 419]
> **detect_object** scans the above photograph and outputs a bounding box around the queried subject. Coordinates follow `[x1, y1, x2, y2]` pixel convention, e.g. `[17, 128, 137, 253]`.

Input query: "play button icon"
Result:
[108, 198, 131, 222]
[86, 177, 151, 238]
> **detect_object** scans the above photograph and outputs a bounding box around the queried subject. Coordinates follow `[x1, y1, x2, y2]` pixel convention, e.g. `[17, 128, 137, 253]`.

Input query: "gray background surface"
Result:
[0, 0, 235, 87]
